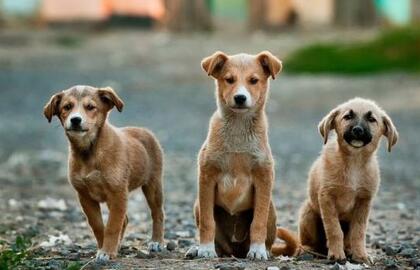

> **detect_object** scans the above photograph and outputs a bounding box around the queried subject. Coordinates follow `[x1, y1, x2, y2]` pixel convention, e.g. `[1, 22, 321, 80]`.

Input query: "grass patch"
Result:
[284, 27, 420, 74]
[0, 236, 31, 270]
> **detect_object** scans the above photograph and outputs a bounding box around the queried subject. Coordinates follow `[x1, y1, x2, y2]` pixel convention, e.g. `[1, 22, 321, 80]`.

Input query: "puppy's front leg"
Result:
[97, 193, 128, 261]
[247, 165, 273, 260]
[349, 198, 372, 264]
[319, 192, 346, 262]
[78, 194, 104, 248]
[197, 167, 218, 258]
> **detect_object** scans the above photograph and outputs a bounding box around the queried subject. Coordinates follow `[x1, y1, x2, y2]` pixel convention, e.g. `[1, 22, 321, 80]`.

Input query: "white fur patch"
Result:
[235, 86, 252, 107]
[247, 243, 268, 260]
[96, 249, 110, 262]
[197, 242, 217, 258]
[148, 241, 162, 252]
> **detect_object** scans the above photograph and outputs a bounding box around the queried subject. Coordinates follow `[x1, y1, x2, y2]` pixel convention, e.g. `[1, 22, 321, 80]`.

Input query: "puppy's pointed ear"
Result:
[43, 92, 63, 123]
[318, 108, 339, 144]
[201, 51, 228, 79]
[98, 87, 124, 112]
[382, 113, 398, 152]
[257, 51, 282, 79]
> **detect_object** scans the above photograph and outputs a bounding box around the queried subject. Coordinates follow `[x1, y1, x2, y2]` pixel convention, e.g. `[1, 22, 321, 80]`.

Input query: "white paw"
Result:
[148, 241, 162, 252]
[96, 249, 110, 263]
[247, 243, 268, 260]
[197, 243, 217, 258]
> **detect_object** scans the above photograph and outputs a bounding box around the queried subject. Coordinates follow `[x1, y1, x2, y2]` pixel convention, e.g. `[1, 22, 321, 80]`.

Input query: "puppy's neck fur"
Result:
[67, 121, 116, 159]
[210, 108, 268, 154]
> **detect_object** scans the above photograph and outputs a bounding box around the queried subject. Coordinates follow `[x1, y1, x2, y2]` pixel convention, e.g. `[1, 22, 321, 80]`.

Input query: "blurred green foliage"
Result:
[284, 26, 420, 74]
[0, 236, 31, 270]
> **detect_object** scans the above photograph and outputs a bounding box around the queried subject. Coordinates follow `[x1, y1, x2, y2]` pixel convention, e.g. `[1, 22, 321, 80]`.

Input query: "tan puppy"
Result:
[278, 98, 398, 263]
[190, 51, 296, 260]
[43, 85, 164, 261]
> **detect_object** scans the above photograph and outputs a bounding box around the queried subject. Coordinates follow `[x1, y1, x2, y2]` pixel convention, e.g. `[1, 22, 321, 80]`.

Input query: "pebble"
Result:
[384, 259, 399, 270]
[166, 240, 177, 251]
[266, 267, 280, 270]
[399, 248, 416, 258]
[279, 266, 291, 270]
[330, 263, 342, 270]
[385, 245, 402, 256]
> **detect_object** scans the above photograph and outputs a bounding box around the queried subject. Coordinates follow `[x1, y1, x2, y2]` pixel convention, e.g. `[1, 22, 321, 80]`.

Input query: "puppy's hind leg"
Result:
[142, 174, 165, 252]
[299, 200, 327, 256]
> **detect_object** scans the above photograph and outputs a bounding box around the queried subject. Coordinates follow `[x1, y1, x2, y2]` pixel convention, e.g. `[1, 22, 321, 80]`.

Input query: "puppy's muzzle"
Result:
[67, 116, 88, 132]
[344, 125, 372, 148]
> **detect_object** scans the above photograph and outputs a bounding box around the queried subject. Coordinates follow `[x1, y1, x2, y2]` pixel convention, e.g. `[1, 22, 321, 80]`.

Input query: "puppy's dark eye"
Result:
[86, 104, 95, 111]
[249, 77, 259, 85]
[343, 113, 354, 120]
[225, 77, 235, 84]
[63, 104, 72, 111]
[367, 116, 376, 123]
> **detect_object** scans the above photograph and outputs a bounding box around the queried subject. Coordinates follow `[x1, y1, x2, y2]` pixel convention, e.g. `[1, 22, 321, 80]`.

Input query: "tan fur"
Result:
[194, 51, 286, 259]
[278, 98, 398, 263]
[43, 85, 164, 259]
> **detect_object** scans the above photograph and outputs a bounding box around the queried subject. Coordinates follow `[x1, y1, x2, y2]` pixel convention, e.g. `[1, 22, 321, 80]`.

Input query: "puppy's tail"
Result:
[271, 227, 299, 257]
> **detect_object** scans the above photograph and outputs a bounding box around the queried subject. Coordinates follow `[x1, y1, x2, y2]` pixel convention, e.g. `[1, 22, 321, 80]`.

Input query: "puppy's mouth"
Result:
[66, 128, 89, 134]
[229, 106, 250, 113]
[344, 135, 372, 149]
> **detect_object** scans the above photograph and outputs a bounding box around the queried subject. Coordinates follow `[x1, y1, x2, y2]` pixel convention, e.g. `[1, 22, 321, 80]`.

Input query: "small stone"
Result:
[279, 266, 291, 270]
[185, 246, 198, 259]
[266, 267, 280, 270]
[385, 245, 401, 256]
[384, 259, 398, 270]
[297, 252, 314, 261]
[399, 248, 416, 258]
[166, 240, 177, 251]
[329, 263, 341, 270]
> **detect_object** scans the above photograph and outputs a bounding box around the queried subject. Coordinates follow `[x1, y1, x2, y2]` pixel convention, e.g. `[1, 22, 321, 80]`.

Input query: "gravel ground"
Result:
[0, 29, 419, 269]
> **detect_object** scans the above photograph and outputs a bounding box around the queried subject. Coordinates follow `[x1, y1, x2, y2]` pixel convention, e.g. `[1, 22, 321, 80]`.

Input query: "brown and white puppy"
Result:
[43, 85, 165, 261]
[190, 51, 295, 260]
[279, 98, 398, 263]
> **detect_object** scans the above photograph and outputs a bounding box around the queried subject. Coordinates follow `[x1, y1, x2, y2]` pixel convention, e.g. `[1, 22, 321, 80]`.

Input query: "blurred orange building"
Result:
[41, 0, 165, 22]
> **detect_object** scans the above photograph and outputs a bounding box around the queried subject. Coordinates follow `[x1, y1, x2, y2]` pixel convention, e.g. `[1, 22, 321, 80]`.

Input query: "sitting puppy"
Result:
[282, 98, 398, 263]
[43, 85, 164, 261]
[189, 51, 296, 260]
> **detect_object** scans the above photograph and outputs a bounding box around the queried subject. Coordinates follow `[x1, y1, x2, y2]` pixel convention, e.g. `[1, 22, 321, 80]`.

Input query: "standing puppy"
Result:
[43, 85, 165, 261]
[296, 98, 398, 263]
[191, 51, 292, 260]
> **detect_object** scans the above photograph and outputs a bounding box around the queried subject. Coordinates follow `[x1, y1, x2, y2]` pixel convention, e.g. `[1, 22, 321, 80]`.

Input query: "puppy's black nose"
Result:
[70, 116, 82, 126]
[351, 126, 364, 137]
[234, 94, 247, 106]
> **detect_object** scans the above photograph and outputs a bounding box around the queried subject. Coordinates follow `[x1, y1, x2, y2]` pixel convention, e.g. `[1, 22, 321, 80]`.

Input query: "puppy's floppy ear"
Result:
[382, 113, 398, 152]
[43, 92, 63, 123]
[97, 87, 124, 112]
[318, 108, 339, 144]
[201, 51, 228, 78]
[257, 51, 282, 79]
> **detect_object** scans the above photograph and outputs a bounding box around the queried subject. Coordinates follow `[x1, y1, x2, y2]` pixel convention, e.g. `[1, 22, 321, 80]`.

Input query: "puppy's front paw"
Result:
[197, 243, 217, 258]
[247, 243, 268, 260]
[148, 241, 162, 252]
[328, 248, 346, 263]
[96, 249, 113, 263]
[351, 251, 372, 265]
